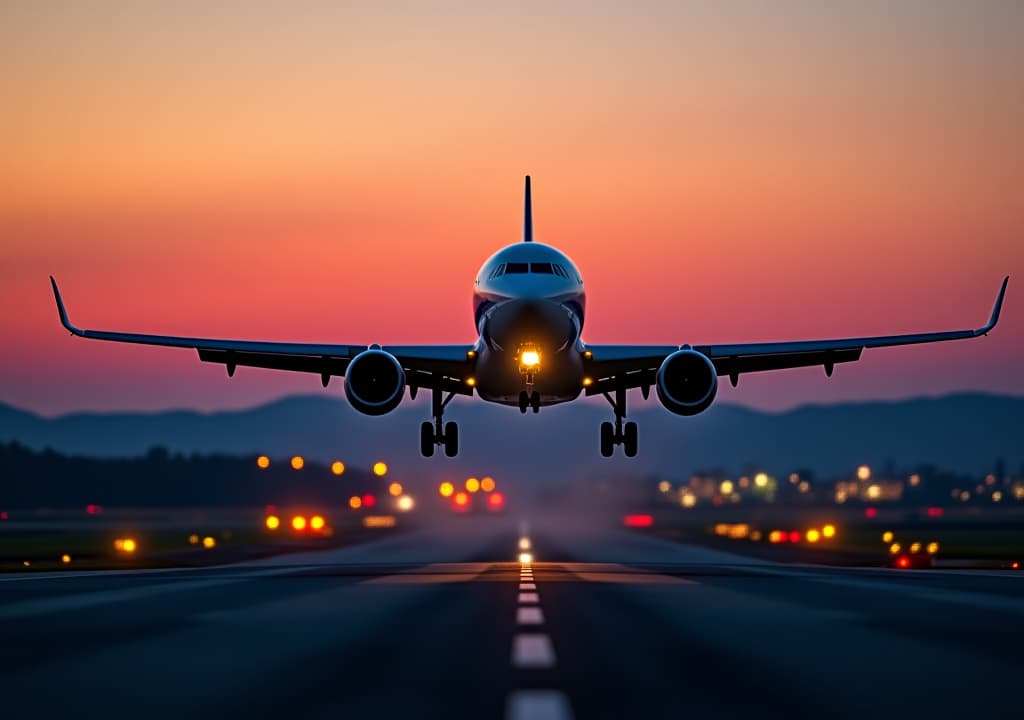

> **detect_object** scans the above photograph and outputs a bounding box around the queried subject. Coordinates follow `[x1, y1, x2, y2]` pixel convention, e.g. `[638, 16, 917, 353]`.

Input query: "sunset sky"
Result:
[2, 1, 1021, 415]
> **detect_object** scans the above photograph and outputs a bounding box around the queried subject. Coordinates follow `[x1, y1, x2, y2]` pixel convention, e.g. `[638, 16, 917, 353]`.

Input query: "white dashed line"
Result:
[518, 592, 539, 604]
[512, 633, 556, 667]
[517, 606, 544, 625]
[519, 582, 536, 590]
[506, 690, 573, 720]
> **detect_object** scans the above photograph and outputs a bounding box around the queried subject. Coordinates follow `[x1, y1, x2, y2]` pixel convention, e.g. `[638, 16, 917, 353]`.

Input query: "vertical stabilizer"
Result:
[523, 175, 533, 242]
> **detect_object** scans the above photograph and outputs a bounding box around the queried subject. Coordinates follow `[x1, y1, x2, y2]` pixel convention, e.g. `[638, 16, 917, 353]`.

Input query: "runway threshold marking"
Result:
[506, 690, 573, 720]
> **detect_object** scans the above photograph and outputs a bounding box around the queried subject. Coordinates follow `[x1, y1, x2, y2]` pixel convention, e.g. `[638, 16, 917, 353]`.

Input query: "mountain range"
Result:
[2, 393, 1021, 488]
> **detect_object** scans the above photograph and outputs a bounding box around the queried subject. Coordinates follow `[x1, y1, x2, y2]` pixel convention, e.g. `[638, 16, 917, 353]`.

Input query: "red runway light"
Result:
[926, 507, 944, 518]
[896, 556, 911, 569]
[864, 507, 878, 519]
[362, 494, 377, 508]
[788, 531, 801, 543]
[488, 492, 505, 509]
[85, 504, 102, 515]
[453, 492, 470, 508]
[624, 514, 654, 528]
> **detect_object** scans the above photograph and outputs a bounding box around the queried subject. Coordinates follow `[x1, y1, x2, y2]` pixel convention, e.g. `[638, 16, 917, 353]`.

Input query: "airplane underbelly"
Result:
[474, 346, 583, 405]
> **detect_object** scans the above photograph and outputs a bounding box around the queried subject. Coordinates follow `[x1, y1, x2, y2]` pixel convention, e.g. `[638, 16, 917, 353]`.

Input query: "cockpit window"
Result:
[489, 264, 505, 279]
[552, 264, 568, 278]
[530, 262, 554, 274]
[505, 262, 529, 274]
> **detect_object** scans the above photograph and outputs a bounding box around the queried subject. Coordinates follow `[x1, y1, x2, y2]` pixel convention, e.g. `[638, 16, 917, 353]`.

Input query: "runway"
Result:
[2, 516, 1022, 719]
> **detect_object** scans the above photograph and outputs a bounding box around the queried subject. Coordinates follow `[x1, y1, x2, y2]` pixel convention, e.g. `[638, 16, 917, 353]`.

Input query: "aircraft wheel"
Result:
[519, 391, 529, 414]
[443, 421, 459, 457]
[420, 421, 435, 457]
[531, 391, 540, 414]
[623, 421, 638, 457]
[600, 421, 615, 457]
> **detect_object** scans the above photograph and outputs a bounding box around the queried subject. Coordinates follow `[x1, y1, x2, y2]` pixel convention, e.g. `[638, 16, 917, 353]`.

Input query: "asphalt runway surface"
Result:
[2, 515, 1022, 719]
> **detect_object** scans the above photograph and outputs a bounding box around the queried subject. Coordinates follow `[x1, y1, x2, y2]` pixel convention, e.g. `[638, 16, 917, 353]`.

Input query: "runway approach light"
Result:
[481, 477, 496, 493]
[265, 515, 281, 530]
[519, 552, 533, 565]
[331, 461, 345, 476]
[466, 477, 480, 493]
[519, 537, 532, 551]
[256, 455, 270, 469]
[439, 482, 454, 498]
[61, 554, 71, 564]
[373, 462, 388, 477]
[116, 538, 137, 554]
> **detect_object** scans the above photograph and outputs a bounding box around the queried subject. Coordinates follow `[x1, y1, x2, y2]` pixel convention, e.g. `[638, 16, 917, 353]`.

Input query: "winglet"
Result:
[979, 276, 1009, 335]
[523, 175, 533, 242]
[50, 276, 82, 336]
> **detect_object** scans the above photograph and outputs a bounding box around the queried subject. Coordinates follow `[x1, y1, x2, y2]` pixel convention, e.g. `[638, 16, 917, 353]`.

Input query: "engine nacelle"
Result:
[344, 349, 406, 416]
[656, 349, 718, 416]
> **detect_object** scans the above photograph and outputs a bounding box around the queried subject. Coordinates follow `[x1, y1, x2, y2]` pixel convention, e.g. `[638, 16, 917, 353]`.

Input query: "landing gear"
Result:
[599, 387, 638, 457]
[518, 390, 540, 414]
[421, 388, 459, 457]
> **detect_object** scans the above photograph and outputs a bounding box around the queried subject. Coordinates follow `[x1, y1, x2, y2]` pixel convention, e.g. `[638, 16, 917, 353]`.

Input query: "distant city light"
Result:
[349, 495, 363, 509]
[681, 493, 697, 508]
[719, 480, 734, 495]
[388, 482, 403, 497]
[857, 465, 872, 481]
[927, 542, 939, 555]
[889, 543, 901, 554]
[189, 534, 200, 545]
[331, 461, 345, 476]
[61, 554, 71, 564]
[290, 456, 304, 471]
[202, 536, 216, 549]
[397, 495, 414, 512]
[121, 538, 137, 553]
[754, 473, 769, 488]
[453, 492, 470, 508]
[439, 482, 455, 498]
[908, 474, 921, 487]
[658, 480, 671, 493]
[362, 493, 377, 508]
[257, 455, 271, 469]
[866, 484, 881, 500]
[882, 531, 894, 544]
[992, 491, 1003, 502]
[488, 492, 505, 509]
[909, 542, 922, 554]
[373, 462, 388, 477]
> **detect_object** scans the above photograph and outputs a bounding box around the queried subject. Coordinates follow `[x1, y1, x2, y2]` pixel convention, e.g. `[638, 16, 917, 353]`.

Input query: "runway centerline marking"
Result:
[512, 633, 556, 668]
[518, 592, 540, 604]
[519, 582, 536, 590]
[517, 606, 544, 625]
[506, 690, 572, 720]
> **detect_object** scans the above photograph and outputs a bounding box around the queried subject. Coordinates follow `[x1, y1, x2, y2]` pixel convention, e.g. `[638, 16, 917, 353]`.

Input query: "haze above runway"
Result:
[3, 517, 1021, 719]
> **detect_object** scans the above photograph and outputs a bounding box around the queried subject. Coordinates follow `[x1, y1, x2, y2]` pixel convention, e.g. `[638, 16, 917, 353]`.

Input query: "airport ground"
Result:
[2, 512, 1023, 719]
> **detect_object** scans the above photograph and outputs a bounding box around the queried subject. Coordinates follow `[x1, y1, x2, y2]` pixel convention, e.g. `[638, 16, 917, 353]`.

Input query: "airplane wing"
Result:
[50, 277, 475, 394]
[582, 276, 1009, 395]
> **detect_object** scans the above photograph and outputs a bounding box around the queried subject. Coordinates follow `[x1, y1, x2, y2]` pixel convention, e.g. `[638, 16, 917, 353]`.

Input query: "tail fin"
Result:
[523, 175, 533, 242]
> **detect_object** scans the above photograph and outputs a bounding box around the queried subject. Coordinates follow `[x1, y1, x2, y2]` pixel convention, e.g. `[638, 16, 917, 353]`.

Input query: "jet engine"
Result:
[655, 349, 718, 416]
[344, 349, 406, 416]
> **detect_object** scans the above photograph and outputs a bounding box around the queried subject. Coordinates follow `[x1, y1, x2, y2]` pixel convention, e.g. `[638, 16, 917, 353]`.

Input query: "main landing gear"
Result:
[421, 387, 458, 457]
[600, 386, 638, 457]
[518, 390, 540, 414]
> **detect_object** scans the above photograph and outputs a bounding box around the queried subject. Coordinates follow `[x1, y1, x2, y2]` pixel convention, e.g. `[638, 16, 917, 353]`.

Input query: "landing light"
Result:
[520, 350, 540, 367]
[582, 377, 593, 387]
[465, 377, 476, 387]
[519, 552, 533, 565]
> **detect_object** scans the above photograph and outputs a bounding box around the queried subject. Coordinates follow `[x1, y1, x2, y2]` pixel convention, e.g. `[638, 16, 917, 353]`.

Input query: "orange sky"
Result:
[1, 1, 1021, 414]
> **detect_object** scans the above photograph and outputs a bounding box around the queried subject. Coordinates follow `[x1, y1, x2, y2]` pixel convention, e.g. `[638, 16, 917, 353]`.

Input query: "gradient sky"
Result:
[2, 1, 1021, 416]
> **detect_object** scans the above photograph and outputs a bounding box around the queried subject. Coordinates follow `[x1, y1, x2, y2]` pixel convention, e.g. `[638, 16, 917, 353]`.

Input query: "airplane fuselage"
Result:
[472, 241, 587, 407]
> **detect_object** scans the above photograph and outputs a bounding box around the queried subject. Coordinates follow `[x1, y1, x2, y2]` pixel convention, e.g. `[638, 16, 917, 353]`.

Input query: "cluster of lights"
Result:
[113, 538, 138, 554]
[765, 524, 837, 544]
[439, 476, 505, 512]
[265, 514, 329, 535]
[883, 530, 940, 568]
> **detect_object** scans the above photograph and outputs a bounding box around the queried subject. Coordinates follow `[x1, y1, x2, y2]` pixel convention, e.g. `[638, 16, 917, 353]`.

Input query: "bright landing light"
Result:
[520, 350, 540, 367]
[519, 552, 533, 565]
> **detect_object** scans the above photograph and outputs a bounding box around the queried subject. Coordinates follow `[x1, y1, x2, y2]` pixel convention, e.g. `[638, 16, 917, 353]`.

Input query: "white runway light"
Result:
[518, 552, 533, 565]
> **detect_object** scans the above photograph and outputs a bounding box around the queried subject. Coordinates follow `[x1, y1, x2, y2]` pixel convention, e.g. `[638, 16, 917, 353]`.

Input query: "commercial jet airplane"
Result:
[51, 177, 1008, 457]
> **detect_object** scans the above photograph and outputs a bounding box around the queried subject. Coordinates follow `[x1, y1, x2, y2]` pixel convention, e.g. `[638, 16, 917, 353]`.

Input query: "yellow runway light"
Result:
[202, 536, 216, 549]
[373, 462, 388, 477]
[806, 529, 821, 543]
[465, 477, 480, 493]
[389, 482, 403, 497]
[349, 496, 363, 509]
[439, 481, 455, 497]
[822, 524, 836, 539]
[256, 455, 270, 469]
[61, 554, 71, 564]
[265, 515, 280, 530]
[481, 477, 496, 493]
[331, 461, 346, 475]
[290, 455, 304, 471]
[310, 515, 326, 531]
[292, 515, 307, 531]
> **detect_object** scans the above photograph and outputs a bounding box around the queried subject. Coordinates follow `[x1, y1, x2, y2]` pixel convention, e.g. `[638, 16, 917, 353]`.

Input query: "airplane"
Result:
[51, 176, 1008, 458]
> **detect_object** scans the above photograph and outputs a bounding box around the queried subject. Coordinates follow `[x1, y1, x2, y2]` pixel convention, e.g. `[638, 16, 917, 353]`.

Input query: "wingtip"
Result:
[983, 275, 1009, 334]
[50, 275, 75, 333]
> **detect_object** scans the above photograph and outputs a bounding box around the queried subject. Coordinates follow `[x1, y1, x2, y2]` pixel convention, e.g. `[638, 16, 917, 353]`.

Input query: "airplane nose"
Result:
[485, 299, 576, 352]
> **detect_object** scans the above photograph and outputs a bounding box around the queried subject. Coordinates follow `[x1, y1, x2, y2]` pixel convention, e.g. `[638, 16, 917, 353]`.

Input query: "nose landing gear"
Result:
[599, 386, 638, 457]
[420, 387, 458, 457]
[518, 390, 540, 414]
